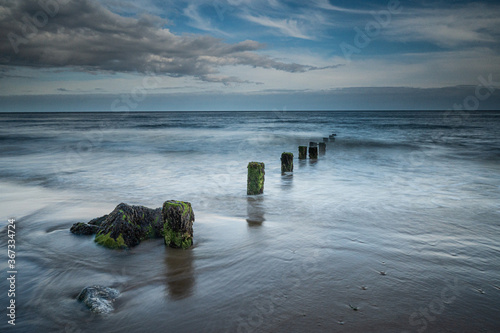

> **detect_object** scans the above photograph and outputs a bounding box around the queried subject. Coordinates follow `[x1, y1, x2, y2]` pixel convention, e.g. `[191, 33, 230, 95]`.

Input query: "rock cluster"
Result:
[71, 201, 194, 250]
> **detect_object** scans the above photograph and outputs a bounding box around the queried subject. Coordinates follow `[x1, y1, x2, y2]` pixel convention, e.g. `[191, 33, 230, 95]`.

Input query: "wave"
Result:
[335, 138, 419, 150]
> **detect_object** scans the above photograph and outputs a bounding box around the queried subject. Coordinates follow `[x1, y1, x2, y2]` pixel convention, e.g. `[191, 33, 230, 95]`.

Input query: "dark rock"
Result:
[163, 200, 195, 249]
[94, 203, 162, 249]
[77, 285, 119, 314]
[88, 214, 108, 226]
[70, 222, 101, 236]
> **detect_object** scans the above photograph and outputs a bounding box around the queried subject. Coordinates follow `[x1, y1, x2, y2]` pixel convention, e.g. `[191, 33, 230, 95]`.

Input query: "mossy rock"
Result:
[93, 203, 162, 249]
[162, 200, 195, 249]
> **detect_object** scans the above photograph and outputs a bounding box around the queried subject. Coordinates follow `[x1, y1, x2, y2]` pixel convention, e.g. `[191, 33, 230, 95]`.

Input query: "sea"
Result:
[0, 111, 499, 332]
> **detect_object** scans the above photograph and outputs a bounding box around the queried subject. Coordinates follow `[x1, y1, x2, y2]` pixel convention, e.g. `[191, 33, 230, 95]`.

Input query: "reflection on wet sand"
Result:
[246, 196, 265, 227]
[280, 173, 293, 191]
[308, 159, 318, 166]
[164, 248, 195, 300]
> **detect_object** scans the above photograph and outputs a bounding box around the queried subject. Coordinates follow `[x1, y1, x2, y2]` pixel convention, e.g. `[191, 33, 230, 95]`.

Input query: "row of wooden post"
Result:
[247, 133, 336, 195]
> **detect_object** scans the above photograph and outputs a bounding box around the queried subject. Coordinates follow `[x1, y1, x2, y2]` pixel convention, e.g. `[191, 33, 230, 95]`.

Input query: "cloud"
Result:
[183, 4, 229, 36]
[313, 0, 375, 15]
[0, 0, 328, 82]
[384, 3, 500, 47]
[241, 14, 316, 40]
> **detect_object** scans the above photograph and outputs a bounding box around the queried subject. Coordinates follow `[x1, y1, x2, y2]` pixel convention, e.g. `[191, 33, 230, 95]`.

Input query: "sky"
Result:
[1, 0, 500, 111]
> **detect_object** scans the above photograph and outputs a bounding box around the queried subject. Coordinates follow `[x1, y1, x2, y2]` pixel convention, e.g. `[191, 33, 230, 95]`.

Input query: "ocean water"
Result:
[0, 111, 499, 332]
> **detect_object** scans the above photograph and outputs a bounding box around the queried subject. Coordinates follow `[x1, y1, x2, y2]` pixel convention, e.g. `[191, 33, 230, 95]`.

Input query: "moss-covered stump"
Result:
[319, 142, 326, 154]
[93, 203, 162, 249]
[162, 200, 195, 249]
[309, 146, 318, 159]
[247, 162, 265, 195]
[298, 146, 307, 159]
[281, 152, 294, 173]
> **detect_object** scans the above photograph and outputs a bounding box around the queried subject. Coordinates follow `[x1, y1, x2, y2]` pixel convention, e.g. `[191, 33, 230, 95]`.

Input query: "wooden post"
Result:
[323, 137, 329, 142]
[298, 146, 307, 159]
[247, 162, 265, 195]
[163, 200, 195, 249]
[281, 152, 293, 173]
[309, 146, 318, 159]
[309, 142, 317, 147]
[319, 142, 326, 154]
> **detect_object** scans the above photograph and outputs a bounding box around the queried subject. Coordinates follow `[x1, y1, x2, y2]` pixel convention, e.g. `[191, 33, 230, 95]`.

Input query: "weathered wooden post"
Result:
[247, 162, 265, 195]
[281, 152, 293, 173]
[163, 200, 195, 249]
[319, 142, 326, 154]
[309, 146, 318, 159]
[323, 137, 329, 142]
[298, 146, 307, 159]
[309, 142, 317, 147]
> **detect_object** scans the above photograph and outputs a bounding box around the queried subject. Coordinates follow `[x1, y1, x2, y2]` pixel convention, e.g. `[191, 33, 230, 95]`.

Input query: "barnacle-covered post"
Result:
[298, 146, 307, 159]
[309, 146, 318, 159]
[247, 162, 265, 195]
[281, 152, 293, 173]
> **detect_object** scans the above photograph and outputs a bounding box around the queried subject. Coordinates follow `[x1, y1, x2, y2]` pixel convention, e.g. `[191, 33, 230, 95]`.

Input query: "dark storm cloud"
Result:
[0, 0, 323, 82]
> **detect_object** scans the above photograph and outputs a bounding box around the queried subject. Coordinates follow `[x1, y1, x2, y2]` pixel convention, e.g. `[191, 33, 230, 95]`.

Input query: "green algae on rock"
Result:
[247, 162, 265, 195]
[298, 146, 307, 159]
[281, 152, 293, 173]
[162, 200, 195, 249]
[92, 203, 162, 249]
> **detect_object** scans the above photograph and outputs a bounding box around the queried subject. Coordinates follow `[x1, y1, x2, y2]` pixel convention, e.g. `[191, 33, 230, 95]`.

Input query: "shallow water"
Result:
[0, 111, 499, 332]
